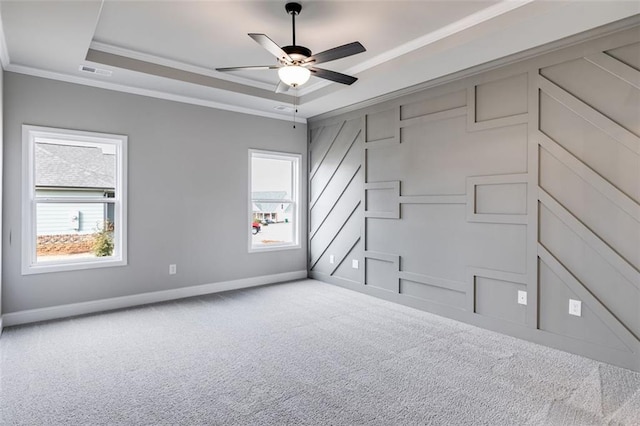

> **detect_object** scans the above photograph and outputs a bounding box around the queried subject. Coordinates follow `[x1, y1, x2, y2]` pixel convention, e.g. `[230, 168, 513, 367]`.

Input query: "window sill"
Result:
[22, 257, 127, 275]
[249, 243, 301, 253]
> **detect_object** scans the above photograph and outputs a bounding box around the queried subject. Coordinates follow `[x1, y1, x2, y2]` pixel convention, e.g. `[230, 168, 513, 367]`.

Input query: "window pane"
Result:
[23, 125, 126, 274]
[35, 141, 116, 198]
[251, 157, 292, 200]
[250, 151, 299, 251]
[35, 202, 116, 262]
[33, 138, 118, 263]
[252, 203, 294, 248]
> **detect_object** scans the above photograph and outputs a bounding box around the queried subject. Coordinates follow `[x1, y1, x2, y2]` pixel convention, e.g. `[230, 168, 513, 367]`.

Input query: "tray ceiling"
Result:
[0, 1, 638, 121]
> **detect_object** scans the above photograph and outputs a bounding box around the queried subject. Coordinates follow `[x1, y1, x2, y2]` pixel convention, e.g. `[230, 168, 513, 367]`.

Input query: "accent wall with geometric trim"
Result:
[308, 25, 640, 371]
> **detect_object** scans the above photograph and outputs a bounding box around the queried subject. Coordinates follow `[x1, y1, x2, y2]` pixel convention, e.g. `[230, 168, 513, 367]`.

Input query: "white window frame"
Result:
[248, 149, 301, 253]
[22, 125, 128, 274]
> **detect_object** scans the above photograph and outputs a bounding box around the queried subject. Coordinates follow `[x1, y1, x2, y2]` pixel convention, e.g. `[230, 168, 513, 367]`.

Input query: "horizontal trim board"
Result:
[363, 137, 399, 149]
[364, 251, 400, 264]
[468, 108, 529, 132]
[468, 267, 528, 284]
[365, 181, 400, 191]
[364, 211, 400, 219]
[399, 271, 467, 293]
[467, 213, 528, 225]
[399, 106, 467, 129]
[467, 173, 529, 186]
[400, 195, 467, 204]
[2, 270, 308, 327]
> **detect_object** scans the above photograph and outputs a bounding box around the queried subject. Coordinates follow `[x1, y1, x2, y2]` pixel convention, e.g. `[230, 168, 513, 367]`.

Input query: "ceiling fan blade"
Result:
[248, 33, 293, 63]
[275, 81, 290, 94]
[309, 67, 358, 85]
[304, 42, 365, 65]
[216, 66, 280, 72]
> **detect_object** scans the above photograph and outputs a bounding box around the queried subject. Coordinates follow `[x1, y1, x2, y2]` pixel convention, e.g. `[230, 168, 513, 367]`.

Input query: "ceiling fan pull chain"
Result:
[293, 88, 299, 129]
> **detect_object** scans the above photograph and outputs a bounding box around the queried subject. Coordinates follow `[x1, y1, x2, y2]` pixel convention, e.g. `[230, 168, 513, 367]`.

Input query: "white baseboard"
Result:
[2, 270, 308, 327]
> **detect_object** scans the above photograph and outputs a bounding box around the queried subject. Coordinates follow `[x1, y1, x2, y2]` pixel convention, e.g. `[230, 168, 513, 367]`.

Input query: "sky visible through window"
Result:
[252, 157, 292, 198]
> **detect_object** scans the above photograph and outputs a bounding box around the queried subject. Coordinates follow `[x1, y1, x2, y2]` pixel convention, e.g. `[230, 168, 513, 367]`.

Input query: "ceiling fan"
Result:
[216, 2, 366, 93]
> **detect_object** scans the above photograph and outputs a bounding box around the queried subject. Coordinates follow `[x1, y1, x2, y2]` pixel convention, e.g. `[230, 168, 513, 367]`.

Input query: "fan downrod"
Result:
[286, 2, 302, 47]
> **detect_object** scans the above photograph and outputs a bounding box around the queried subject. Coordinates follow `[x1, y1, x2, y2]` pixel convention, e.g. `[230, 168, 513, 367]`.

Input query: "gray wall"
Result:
[3, 72, 307, 314]
[0, 67, 3, 323]
[309, 25, 640, 371]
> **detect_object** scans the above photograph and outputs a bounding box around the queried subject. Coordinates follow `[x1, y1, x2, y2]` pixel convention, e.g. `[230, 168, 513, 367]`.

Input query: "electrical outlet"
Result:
[169, 264, 177, 275]
[517, 290, 527, 305]
[569, 299, 582, 317]
[352, 259, 359, 269]
[329, 255, 335, 264]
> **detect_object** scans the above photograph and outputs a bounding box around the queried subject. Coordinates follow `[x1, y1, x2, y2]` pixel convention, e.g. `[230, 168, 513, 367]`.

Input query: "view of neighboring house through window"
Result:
[22, 125, 127, 274]
[249, 150, 300, 251]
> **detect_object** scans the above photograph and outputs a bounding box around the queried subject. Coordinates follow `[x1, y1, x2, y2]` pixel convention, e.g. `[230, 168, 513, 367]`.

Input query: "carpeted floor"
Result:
[1, 279, 639, 425]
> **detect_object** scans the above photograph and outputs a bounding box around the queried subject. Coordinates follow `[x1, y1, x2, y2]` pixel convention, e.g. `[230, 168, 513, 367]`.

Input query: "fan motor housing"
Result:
[282, 45, 312, 62]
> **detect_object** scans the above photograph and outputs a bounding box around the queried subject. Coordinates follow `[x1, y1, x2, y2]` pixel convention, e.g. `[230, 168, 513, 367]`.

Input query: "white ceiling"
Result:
[0, 1, 638, 121]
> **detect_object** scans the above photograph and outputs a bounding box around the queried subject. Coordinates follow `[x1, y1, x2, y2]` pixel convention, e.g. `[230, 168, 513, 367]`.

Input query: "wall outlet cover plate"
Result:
[569, 299, 582, 317]
[517, 290, 527, 305]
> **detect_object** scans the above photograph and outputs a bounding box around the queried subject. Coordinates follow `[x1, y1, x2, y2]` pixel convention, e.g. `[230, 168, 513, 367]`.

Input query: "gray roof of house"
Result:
[35, 143, 115, 189]
[252, 191, 289, 213]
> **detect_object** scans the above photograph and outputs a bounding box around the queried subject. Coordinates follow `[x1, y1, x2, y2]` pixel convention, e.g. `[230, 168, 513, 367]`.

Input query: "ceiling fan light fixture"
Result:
[278, 65, 310, 87]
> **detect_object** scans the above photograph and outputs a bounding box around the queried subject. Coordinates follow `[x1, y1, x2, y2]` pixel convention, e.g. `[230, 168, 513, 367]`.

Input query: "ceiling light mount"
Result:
[285, 2, 302, 16]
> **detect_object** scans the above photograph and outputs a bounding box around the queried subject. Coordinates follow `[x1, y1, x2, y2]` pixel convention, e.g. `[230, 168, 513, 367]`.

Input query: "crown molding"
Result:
[309, 15, 640, 124]
[0, 9, 11, 69]
[297, 0, 534, 97]
[6, 63, 306, 123]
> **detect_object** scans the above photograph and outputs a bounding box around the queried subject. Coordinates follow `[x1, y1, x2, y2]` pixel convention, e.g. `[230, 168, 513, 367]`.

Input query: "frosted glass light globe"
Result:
[278, 65, 311, 87]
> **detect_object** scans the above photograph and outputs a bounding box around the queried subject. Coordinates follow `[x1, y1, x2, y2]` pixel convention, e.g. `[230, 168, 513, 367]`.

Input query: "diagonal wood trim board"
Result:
[0, 270, 308, 329]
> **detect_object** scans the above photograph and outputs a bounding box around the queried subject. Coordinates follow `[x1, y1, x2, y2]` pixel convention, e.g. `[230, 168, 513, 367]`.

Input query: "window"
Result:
[22, 125, 127, 274]
[249, 150, 301, 252]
